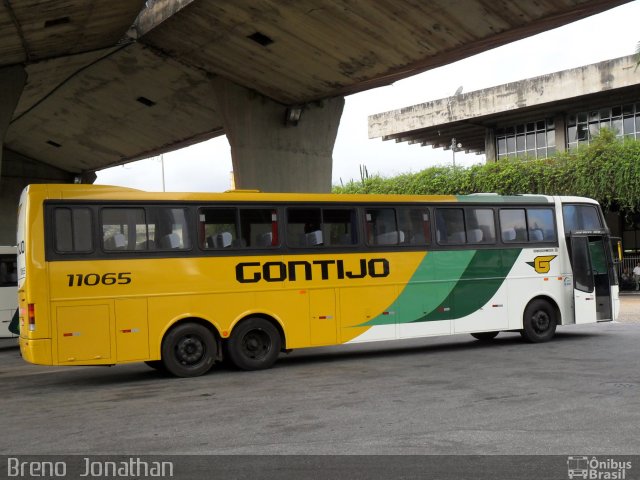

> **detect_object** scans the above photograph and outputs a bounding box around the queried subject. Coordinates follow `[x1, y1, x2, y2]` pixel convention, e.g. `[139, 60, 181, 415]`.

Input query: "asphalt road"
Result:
[1, 318, 639, 457]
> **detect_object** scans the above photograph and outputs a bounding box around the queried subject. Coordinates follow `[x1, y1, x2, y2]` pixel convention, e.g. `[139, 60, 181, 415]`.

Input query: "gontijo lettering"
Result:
[236, 258, 390, 283]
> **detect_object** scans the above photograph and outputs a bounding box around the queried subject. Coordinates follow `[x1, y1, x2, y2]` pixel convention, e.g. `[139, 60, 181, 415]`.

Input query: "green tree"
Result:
[334, 131, 640, 217]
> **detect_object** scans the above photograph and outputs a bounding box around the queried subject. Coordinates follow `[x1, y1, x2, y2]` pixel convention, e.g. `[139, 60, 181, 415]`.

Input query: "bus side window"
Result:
[527, 208, 556, 242]
[54, 207, 93, 253]
[499, 209, 526, 243]
[199, 208, 238, 249]
[436, 208, 465, 244]
[323, 209, 357, 246]
[239, 209, 279, 248]
[0, 255, 17, 286]
[286, 208, 322, 247]
[102, 208, 143, 251]
[562, 204, 603, 234]
[397, 207, 430, 245]
[155, 208, 190, 250]
[466, 208, 495, 244]
[366, 208, 401, 245]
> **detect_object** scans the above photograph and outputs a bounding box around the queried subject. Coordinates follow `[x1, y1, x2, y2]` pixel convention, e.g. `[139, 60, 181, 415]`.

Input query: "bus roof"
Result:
[23, 184, 597, 206]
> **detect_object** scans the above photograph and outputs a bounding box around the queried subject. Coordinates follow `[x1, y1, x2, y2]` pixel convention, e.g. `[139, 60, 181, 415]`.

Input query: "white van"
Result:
[0, 246, 18, 338]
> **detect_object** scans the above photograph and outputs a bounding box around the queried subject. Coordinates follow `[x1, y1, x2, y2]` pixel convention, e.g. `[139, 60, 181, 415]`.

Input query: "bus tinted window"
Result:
[102, 207, 190, 251]
[199, 208, 278, 248]
[287, 208, 356, 247]
[153, 208, 190, 250]
[0, 254, 17, 287]
[323, 209, 357, 246]
[54, 207, 93, 253]
[200, 208, 238, 248]
[436, 209, 466, 244]
[500, 209, 527, 242]
[563, 204, 602, 234]
[102, 208, 143, 250]
[287, 208, 323, 247]
[366, 208, 401, 245]
[528, 208, 556, 242]
[500, 208, 556, 243]
[397, 207, 431, 245]
[240, 209, 279, 248]
[466, 208, 495, 244]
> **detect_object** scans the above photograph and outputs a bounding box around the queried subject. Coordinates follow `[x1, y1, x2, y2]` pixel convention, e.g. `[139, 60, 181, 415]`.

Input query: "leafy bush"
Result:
[334, 130, 640, 214]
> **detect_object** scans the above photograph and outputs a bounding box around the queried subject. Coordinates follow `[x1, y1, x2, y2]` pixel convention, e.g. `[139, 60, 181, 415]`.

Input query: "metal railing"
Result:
[617, 256, 640, 291]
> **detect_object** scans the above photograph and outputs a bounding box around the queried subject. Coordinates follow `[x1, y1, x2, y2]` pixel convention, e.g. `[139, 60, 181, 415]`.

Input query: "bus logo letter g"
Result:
[527, 255, 557, 274]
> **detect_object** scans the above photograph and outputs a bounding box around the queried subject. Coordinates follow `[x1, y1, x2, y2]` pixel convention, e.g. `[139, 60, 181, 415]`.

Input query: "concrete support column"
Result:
[0, 65, 27, 175]
[484, 128, 497, 162]
[212, 77, 344, 193]
[554, 114, 567, 153]
[0, 150, 76, 245]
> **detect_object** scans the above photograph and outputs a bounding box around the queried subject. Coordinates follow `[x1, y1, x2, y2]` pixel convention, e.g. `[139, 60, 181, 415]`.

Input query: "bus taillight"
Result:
[28, 304, 35, 331]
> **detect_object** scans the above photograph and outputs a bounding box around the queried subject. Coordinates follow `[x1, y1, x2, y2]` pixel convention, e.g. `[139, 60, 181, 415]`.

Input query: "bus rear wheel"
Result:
[470, 331, 499, 341]
[226, 318, 281, 371]
[161, 323, 216, 377]
[520, 299, 557, 343]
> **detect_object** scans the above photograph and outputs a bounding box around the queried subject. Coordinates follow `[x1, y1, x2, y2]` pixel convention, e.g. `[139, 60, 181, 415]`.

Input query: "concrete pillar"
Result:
[0, 150, 76, 245]
[0, 65, 27, 175]
[212, 77, 344, 193]
[554, 114, 567, 153]
[484, 128, 497, 162]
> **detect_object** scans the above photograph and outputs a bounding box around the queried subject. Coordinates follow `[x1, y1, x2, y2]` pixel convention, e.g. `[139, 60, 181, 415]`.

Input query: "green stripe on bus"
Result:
[413, 248, 521, 322]
[360, 250, 474, 326]
[360, 248, 522, 326]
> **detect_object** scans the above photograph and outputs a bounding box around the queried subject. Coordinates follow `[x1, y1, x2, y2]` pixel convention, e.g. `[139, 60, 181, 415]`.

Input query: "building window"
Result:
[495, 119, 555, 160]
[567, 103, 640, 150]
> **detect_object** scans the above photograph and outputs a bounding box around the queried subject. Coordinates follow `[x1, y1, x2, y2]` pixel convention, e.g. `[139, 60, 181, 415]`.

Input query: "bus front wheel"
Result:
[161, 323, 217, 377]
[520, 299, 557, 343]
[226, 318, 281, 371]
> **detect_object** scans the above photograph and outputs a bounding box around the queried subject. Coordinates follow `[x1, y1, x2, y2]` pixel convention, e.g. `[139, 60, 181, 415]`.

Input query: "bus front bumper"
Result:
[19, 336, 53, 365]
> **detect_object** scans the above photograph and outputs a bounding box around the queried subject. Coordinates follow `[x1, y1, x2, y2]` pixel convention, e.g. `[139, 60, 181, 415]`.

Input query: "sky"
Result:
[96, 1, 640, 192]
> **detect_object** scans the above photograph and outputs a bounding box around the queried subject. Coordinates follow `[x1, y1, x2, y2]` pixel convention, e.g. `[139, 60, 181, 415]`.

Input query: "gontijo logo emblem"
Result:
[527, 255, 557, 274]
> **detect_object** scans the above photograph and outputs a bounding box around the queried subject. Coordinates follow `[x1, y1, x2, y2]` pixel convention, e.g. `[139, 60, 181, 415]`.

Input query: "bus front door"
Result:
[570, 234, 612, 323]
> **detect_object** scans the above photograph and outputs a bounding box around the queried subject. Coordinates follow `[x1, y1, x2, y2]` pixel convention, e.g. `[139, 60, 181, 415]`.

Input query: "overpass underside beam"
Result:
[212, 77, 344, 193]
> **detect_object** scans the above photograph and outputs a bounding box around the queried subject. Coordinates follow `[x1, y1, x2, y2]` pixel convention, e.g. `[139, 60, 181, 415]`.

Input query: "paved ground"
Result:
[616, 292, 640, 324]
[0, 298, 638, 456]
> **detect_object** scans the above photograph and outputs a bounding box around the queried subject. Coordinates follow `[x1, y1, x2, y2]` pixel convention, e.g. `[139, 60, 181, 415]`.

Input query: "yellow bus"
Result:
[17, 184, 619, 377]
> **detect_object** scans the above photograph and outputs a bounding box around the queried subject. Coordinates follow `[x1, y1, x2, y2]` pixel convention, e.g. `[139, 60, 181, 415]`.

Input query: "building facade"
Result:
[368, 55, 640, 255]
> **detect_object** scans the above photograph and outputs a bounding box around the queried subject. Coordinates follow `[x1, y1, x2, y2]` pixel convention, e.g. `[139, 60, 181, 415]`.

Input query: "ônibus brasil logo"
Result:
[567, 456, 632, 479]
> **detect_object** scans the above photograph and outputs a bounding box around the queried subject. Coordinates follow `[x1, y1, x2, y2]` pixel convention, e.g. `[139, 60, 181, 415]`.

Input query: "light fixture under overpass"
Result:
[284, 106, 304, 126]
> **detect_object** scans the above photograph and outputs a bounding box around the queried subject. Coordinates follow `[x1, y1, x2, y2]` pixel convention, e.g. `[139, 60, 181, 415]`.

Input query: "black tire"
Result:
[520, 299, 557, 343]
[226, 318, 281, 371]
[161, 323, 216, 377]
[470, 331, 499, 341]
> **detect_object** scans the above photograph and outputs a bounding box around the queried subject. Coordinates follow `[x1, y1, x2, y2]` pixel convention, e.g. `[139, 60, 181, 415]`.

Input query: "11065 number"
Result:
[66, 272, 132, 287]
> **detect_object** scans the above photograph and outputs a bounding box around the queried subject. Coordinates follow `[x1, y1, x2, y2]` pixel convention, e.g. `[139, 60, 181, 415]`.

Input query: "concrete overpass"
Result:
[0, 0, 631, 244]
